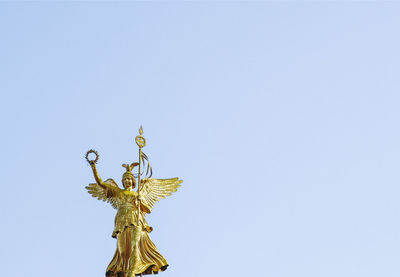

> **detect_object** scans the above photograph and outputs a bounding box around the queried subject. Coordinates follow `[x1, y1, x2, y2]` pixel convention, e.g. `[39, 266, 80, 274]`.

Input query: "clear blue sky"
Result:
[1, 2, 400, 277]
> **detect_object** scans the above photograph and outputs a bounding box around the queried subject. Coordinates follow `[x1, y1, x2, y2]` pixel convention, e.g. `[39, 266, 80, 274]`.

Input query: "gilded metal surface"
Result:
[85, 127, 182, 277]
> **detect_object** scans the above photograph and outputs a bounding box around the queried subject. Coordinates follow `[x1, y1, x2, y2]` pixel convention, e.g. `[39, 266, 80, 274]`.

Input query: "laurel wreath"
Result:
[85, 149, 99, 164]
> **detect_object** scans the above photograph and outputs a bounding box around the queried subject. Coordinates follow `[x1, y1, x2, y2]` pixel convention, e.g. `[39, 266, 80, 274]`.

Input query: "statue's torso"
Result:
[113, 190, 141, 237]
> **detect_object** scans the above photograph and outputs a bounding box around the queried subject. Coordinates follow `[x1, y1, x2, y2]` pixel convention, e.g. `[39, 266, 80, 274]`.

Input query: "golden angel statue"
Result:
[85, 128, 182, 277]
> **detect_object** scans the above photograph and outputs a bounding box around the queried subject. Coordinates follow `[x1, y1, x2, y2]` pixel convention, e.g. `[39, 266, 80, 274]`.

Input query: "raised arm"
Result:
[85, 150, 121, 209]
[90, 162, 106, 189]
[86, 163, 121, 209]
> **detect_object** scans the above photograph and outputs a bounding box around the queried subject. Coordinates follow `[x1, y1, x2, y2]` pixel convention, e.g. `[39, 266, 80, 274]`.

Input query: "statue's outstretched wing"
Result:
[85, 179, 122, 209]
[139, 177, 182, 213]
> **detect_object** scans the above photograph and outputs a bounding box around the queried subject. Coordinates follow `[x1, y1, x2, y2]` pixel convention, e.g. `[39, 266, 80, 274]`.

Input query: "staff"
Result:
[135, 126, 146, 228]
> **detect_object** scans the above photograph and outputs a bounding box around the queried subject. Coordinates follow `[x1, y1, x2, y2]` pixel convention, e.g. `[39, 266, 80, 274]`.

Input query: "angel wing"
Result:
[85, 178, 122, 209]
[139, 177, 182, 213]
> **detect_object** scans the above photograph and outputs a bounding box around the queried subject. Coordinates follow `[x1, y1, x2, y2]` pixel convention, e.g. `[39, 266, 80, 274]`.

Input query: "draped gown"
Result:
[106, 189, 168, 276]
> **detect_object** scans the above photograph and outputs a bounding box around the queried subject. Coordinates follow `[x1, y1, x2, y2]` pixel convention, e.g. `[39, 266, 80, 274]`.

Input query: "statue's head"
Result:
[122, 163, 138, 190]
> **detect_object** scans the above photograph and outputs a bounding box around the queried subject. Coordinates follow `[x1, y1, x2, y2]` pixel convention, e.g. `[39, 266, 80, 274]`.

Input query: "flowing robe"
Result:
[106, 190, 168, 277]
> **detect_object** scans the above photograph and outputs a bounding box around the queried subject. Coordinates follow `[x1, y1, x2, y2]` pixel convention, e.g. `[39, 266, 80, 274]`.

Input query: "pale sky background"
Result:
[1, 2, 400, 277]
